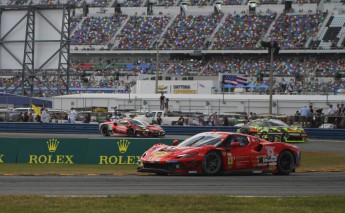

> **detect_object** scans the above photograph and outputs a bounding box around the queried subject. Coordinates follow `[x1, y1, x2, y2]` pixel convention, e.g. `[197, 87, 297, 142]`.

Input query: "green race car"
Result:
[237, 118, 308, 143]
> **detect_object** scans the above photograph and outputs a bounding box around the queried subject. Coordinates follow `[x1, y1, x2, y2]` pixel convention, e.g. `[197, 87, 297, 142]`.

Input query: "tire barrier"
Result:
[0, 122, 344, 140]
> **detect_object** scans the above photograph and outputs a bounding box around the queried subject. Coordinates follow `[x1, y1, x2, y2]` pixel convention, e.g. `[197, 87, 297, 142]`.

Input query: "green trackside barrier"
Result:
[0, 140, 18, 163]
[0, 138, 182, 164]
[87, 138, 179, 165]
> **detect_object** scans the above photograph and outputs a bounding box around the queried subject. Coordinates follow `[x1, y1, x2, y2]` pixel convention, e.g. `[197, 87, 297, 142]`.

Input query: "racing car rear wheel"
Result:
[202, 151, 222, 175]
[100, 125, 110, 136]
[128, 127, 136, 137]
[275, 150, 295, 175]
[267, 129, 277, 142]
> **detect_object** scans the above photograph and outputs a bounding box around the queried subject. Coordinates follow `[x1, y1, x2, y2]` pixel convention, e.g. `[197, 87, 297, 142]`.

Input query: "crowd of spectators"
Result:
[68, 12, 332, 50]
[71, 15, 127, 45]
[269, 12, 327, 49]
[1, 54, 345, 97]
[115, 16, 171, 50]
[212, 13, 277, 50]
[161, 14, 223, 50]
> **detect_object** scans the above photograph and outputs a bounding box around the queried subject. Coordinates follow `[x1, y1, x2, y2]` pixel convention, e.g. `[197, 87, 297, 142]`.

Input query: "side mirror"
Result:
[173, 140, 179, 146]
[231, 142, 241, 147]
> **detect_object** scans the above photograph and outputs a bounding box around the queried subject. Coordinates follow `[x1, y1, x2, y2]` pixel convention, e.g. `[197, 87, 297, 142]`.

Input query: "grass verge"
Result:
[0, 195, 344, 213]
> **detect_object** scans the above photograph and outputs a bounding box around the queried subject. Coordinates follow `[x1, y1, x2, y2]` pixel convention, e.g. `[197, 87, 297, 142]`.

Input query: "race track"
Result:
[0, 133, 344, 196]
[0, 172, 344, 196]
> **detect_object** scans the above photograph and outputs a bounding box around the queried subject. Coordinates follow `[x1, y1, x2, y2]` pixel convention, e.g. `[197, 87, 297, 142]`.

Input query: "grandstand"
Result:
[0, 0, 345, 98]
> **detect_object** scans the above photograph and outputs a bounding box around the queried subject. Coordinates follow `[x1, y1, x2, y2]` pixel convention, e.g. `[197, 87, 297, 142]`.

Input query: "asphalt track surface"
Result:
[0, 133, 344, 196]
[0, 172, 344, 196]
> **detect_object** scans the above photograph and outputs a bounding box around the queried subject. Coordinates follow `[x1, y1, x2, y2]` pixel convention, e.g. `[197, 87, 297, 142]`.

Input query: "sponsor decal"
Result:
[99, 139, 140, 165]
[158, 85, 168, 90]
[228, 157, 233, 167]
[173, 90, 196, 94]
[152, 151, 168, 157]
[29, 139, 74, 164]
[227, 152, 233, 167]
[0, 154, 4, 163]
[265, 146, 275, 156]
[256, 154, 277, 167]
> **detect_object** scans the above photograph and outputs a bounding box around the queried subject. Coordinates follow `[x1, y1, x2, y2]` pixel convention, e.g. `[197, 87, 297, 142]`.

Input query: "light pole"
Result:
[155, 39, 159, 94]
[269, 44, 274, 115]
[261, 40, 279, 115]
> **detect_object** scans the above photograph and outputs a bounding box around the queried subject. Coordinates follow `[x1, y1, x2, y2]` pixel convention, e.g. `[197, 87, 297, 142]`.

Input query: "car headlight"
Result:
[176, 153, 197, 158]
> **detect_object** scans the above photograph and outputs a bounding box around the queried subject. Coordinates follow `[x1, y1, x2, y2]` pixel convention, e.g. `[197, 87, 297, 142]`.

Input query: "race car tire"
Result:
[275, 150, 295, 175]
[267, 129, 275, 142]
[100, 125, 110, 136]
[201, 151, 222, 175]
[128, 127, 136, 137]
[240, 127, 250, 134]
[281, 132, 288, 142]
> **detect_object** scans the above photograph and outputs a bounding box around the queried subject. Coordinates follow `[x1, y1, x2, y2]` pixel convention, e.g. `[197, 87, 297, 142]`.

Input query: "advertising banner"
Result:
[0, 139, 19, 163]
[16, 138, 89, 164]
[87, 138, 175, 165]
[0, 137, 180, 164]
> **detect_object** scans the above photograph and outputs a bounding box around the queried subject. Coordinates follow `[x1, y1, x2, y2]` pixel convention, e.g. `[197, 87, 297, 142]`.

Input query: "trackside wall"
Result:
[0, 138, 176, 164]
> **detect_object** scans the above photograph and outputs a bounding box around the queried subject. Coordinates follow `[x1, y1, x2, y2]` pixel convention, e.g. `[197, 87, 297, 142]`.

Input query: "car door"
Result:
[220, 135, 251, 171]
[115, 120, 129, 134]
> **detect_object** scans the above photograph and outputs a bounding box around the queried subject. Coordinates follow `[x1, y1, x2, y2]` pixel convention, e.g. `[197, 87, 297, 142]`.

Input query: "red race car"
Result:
[99, 118, 165, 137]
[138, 131, 301, 175]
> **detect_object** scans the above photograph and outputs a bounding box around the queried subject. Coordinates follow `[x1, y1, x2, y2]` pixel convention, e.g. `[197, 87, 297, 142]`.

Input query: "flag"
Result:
[31, 104, 41, 115]
[223, 75, 247, 86]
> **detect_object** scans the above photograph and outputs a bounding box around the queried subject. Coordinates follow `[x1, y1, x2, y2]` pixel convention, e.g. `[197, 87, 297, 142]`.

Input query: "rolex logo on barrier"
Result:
[28, 139, 74, 164]
[117, 139, 130, 153]
[47, 139, 60, 152]
[99, 139, 139, 165]
[0, 154, 4, 163]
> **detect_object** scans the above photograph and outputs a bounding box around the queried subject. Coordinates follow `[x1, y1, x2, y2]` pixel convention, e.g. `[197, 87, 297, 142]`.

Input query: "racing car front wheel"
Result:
[128, 127, 136, 137]
[275, 150, 295, 175]
[202, 151, 222, 175]
[281, 132, 288, 142]
[100, 125, 110, 136]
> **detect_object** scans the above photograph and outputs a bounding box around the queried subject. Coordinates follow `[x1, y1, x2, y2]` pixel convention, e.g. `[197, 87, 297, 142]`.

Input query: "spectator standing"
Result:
[341, 104, 345, 114]
[22, 112, 29, 122]
[164, 98, 169, 114]
[156, 114, 162, 125]
[308, 105, 314, 127]
[69, 108, 78, 123]
[83, 113, 91, 123]
[41, 108, 50, 123]
[223, 116, 229, 126]
[177, 115, 185, 126]
[327, 104, 337, 115]
[160, 93, 166, 110]
[298, 106, 310, 127]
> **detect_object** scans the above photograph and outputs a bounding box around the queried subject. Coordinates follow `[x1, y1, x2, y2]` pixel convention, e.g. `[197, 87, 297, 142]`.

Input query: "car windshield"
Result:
[268, 120, 289, 127]
[177, 133, 222, 147]
[129, 119, 145, 126]
[138, 120, 150, 126]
